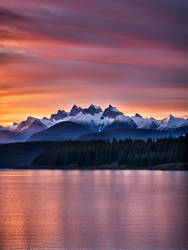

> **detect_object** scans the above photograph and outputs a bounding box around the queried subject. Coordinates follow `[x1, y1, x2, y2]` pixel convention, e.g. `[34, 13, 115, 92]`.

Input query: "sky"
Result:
[0, 0, 188, 126]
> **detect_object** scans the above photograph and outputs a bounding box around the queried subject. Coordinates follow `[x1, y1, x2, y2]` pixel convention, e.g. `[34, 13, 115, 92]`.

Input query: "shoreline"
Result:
[1, 162, 188, 171]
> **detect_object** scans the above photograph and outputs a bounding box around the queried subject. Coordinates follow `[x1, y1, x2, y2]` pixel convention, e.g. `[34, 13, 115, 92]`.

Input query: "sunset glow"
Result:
[0, 0, 188, 125]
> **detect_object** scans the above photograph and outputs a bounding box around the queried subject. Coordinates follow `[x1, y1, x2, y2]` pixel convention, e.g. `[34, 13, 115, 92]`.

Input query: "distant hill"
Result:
[0, 142, 53, 167]
[28, 121, 91, 141]
[79, 126, 188, 141]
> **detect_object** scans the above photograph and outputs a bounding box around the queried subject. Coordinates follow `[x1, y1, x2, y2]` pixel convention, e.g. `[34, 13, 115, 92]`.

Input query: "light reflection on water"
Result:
[0, 170, 188, 250]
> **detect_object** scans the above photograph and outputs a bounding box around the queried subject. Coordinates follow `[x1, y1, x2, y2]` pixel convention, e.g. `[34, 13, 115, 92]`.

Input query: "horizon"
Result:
[0, 0, 188, 126]
[1, 103, 188, 127]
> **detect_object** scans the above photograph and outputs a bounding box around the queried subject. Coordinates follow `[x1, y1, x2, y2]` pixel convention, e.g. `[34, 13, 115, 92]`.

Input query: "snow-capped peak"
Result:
[135, 113, 142, 118]
[108, 105, 119, 112]
[103, 105, 122, 118]
[90, 104, 101, 109]
[26, 116, 36, 123]
[131, 115, 161, 129]
[45, 105, 188, 131]
[158, 114, 188, 130]
[14, 116, 37, 132]
[83, 105, 103, 115]
[63, 111, 113, 132]
[70, 105, 83, 116]
[7, 104, 188, 136]
[104, 114, 137, 130]
[50, 109, 67, 120]
[115, 114, 137, 127]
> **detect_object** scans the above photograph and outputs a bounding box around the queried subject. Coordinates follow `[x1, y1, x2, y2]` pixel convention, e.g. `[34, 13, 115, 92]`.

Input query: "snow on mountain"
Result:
[131, 115, 161, 129]
[105, 114, 137, 129]
[89, 104, 100, 109]
[25, 119, 47, 133]
[115, 114, 133, 122]
[62, 111, 113, 132]
[69, 105, 83, 116]
[14, 116, 37, 132]
[14, 116, 52, 134]
[115, 114, 137, 127]
[111, 107, 119, 112]
[50, 109, 67, 120]
[144, 119, 161, 130]
[47, 106, 188, 131]
[83, 104, 103, 115]
[158, 114, 188, 130]
[45, 105, 116, 131]
[102, 105, 122, 118]
[40, 118, 55, 127]
[4, 105, 188, 138]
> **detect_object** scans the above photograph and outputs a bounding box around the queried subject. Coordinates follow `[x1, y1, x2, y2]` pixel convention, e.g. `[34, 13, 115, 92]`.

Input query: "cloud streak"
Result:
[0, 0, 188, 125]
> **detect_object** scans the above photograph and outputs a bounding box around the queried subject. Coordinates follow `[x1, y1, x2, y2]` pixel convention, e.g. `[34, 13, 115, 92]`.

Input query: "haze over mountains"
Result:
[0, 105, 188, 143]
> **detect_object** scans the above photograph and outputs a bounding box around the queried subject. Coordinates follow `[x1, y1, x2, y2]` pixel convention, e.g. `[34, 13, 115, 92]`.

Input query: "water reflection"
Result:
[0, 170, 188, 249]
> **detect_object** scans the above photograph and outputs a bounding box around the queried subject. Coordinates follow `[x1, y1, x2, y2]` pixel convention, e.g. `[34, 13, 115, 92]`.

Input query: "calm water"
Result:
[0, 170, 188, 250]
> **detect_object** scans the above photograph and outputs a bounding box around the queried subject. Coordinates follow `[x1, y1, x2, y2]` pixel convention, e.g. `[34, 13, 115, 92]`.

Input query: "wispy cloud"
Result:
[0, 0, 188, 124]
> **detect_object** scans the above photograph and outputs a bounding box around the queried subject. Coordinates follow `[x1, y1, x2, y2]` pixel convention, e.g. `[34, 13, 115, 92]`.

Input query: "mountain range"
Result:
[0, 104, 188, 143]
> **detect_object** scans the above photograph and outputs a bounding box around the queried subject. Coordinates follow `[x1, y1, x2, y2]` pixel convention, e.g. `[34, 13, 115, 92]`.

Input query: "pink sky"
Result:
[0, 0, 188, 125]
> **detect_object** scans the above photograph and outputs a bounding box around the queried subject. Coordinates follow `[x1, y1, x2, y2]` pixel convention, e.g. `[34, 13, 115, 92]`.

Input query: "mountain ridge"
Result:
[1, 104, 188, 143]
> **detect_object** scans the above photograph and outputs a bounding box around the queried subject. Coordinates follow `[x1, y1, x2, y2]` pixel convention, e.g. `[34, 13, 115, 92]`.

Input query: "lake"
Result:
[0, 170, 188, 250]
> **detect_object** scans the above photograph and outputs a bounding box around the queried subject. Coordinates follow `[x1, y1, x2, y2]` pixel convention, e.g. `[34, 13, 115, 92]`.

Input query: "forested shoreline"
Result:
[32, 135, 188, 169]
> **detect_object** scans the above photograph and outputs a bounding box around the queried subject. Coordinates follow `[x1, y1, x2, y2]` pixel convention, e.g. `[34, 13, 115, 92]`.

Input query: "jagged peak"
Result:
[82, 104, 103, 115]
[168, 114, 184, 122]
[50, 109, 67, 120]
[71, 104, 78, 109]
[107, 105, 119, 112]
[135, 113, 142, 118]
[70, 105, 83, 116]
[71, 105, 83, 110]
[103, 105, 121, 113]
[89, 104, 102, 110]
[57, 109, 66, 113]
[7, 105, 188, 136]
[26, 116, 37, 122]
[90, 104, 98, 108]
[14, 116, 37, 132]
[161, 115, 175, 123]
[103, 105, 122, 118]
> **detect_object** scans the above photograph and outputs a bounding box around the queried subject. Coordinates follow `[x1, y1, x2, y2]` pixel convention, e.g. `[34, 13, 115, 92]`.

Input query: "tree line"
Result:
[32, 135, 188, 168]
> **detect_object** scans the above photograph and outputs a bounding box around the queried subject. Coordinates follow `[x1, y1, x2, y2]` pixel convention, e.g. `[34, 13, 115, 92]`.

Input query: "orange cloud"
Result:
[0, 0, 187, 125]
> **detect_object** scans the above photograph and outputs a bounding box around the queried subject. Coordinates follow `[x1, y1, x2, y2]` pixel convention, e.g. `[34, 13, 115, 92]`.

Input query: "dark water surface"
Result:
[0, 170, 188, 250]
